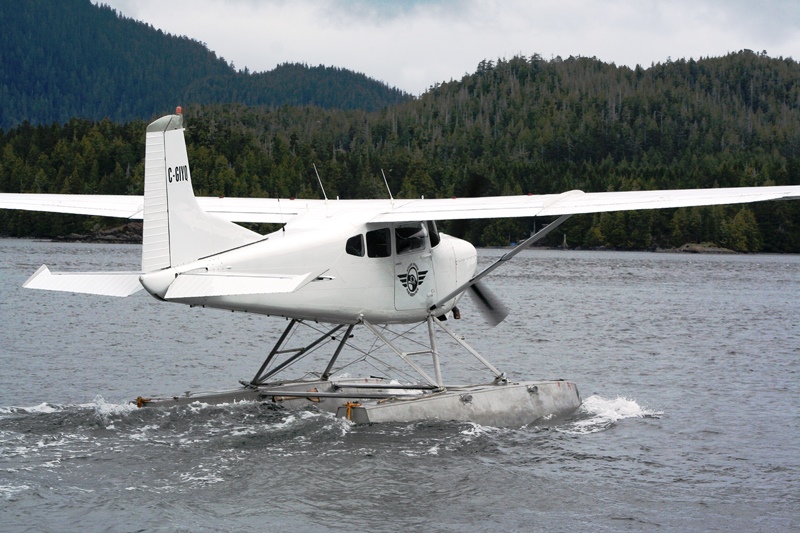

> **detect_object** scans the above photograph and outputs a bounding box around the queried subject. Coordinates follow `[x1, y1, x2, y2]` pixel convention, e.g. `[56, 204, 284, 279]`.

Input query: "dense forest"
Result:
[2, 50, 798, 252]
[0, 0, 409, 129]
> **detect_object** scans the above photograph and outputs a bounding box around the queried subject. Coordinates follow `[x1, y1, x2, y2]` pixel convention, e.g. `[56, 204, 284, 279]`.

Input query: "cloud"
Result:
[98, 0, 800, 94]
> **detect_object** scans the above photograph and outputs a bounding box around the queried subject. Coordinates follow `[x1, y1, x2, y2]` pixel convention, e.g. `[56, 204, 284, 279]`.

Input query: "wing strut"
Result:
[431, 214, 573, 316]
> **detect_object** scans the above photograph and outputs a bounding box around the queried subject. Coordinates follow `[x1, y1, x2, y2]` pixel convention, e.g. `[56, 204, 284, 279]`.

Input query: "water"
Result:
[1, 238, 798, 531]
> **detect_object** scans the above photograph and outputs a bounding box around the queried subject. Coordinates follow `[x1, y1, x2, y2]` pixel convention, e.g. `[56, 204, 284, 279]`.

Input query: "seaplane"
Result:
[2, 109, 799, 426]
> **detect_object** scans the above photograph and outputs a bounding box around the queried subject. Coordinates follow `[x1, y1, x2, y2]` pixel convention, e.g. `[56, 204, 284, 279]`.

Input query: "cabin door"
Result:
[393, 222, 435, 311]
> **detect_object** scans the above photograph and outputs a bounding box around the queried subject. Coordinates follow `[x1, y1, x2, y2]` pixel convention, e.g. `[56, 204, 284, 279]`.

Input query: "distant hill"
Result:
[0, 0, 410, 129]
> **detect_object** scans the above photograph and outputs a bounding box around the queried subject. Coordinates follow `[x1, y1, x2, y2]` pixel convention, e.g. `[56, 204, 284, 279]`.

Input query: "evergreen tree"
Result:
[1, 50, 798, 250]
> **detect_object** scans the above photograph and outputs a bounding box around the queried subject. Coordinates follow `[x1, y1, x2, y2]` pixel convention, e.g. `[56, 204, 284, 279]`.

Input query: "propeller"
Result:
[467, 281, 508, 327]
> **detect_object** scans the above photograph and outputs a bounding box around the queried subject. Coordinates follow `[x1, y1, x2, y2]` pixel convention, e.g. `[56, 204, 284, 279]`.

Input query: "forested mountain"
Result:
[0, 0, 409, 129]
[1, 51, 799, 252]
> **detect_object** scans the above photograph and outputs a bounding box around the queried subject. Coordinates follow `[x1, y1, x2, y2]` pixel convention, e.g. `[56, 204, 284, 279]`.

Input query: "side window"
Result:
[346, 234, 364, 257]
[427, 220, 441, 248]
[395, 223, 427, 255]
[366, 228, 391, 258]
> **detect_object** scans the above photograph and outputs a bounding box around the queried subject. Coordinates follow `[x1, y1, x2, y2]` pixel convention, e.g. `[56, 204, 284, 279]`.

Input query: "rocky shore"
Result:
[52, 222, 143, 244]
[655, 242, 736, 254]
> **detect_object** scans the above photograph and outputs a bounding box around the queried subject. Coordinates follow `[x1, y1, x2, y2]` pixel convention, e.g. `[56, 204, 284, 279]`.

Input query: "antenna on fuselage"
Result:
[313, 164, 328, 203]
[277, 198, 285, 232]
[381, 169, 395, 207]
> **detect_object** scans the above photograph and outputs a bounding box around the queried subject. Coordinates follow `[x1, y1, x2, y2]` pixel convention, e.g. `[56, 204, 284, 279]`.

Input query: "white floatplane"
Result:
[2, 109, 799, 426]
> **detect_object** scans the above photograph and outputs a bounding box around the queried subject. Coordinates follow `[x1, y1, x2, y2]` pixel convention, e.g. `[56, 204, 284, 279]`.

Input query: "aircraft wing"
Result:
[196, 197, 322, 223]
[0, 194, 146, 219]
[0, 193, 322, 223]
[2, 186, 799, 225]
[368, 186, 800, 223]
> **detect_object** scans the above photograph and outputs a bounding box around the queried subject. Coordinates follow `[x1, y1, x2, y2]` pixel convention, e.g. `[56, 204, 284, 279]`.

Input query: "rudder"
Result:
[141, 111, 260, 271]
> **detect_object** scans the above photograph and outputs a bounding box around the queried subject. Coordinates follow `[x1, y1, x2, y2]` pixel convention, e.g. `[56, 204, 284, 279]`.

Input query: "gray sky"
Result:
[97, 0, 799, 95]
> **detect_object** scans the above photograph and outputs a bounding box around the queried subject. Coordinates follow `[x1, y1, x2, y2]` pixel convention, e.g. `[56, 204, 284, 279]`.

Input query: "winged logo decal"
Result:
[397, 263, 428, 296]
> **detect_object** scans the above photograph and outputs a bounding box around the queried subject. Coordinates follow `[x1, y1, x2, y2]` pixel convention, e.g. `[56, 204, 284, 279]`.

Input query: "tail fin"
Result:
[141, 112, 260, 272]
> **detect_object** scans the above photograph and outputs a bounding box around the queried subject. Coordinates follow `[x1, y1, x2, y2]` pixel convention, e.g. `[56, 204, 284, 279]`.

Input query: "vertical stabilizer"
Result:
[141, 112, 260, 271]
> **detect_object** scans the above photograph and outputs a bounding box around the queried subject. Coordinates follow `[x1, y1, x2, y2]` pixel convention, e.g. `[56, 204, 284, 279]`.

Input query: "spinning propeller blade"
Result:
[468, 281, 508, 327]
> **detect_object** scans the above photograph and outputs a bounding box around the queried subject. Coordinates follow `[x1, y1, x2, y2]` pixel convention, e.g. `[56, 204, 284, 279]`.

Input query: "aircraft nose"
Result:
[450, 237, 477, 281]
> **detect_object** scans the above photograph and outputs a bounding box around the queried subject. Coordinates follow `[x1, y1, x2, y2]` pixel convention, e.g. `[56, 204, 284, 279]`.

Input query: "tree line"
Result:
[1, 51, 799, 252]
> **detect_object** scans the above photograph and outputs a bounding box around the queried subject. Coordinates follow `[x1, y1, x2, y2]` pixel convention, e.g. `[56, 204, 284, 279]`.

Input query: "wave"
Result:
[0, 396, 137, 417]
[557, 394, 663, 434]
[1, 393, 660, 467]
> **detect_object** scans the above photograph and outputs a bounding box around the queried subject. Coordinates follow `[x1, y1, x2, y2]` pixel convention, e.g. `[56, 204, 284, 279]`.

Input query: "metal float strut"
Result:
[249, 319, 345, 386]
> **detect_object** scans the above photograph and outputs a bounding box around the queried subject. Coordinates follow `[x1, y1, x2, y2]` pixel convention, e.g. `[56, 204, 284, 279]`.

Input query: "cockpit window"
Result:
[395, 223, 427, 255]
[366, 228, 391, 258]
[427, 220, 441, 248]
[346, 234, 364, 257]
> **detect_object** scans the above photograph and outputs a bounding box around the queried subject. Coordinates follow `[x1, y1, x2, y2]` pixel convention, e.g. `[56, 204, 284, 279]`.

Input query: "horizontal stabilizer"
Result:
[23, 265, 144, 297]
[164, 271, 317, 300]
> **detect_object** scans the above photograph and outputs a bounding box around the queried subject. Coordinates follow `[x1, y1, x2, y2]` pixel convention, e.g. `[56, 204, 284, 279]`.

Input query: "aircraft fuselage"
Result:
[140, 216, 477, 324]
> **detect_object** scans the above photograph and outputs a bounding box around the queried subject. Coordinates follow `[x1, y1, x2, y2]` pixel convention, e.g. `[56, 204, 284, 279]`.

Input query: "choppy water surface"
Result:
[1, 239, 798, 531]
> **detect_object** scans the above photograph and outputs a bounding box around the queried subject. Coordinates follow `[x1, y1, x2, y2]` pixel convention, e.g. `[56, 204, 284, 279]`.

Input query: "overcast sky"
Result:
[97, 0, 799, 95]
